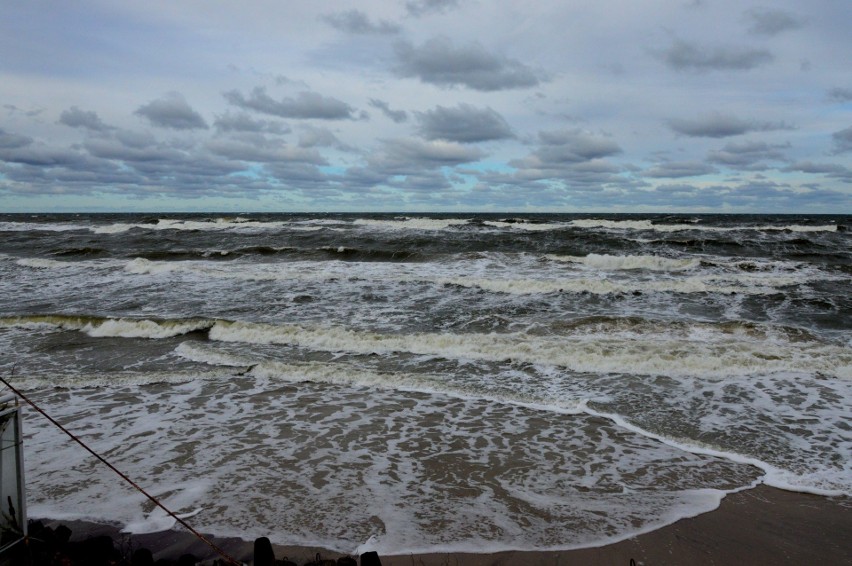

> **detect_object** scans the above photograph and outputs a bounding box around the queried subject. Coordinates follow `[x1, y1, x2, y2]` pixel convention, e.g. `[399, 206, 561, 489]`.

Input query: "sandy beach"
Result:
[38, 484, 849, 565]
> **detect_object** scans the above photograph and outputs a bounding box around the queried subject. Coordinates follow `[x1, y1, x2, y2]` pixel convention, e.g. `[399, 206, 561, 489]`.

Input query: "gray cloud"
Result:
[416, 104, 513, 143]
[114, 129, 157, 150]
[368, 99, 408, 123]
[224, 87, 356, 120]
[394, 37, 544, 91]
[668, 113, 793, 138]
[493, 129, 625, 189]
[643, 161, 718, 178]
[321, 10, 400, 35]
[58, 107, 113, 132]
[297, 125, 352, 151]
[827, 87, 852, 103]
[660, 39, 773, 71]
[534, 129, 622, 162]
[342, 137, 483, 190]
[745, 8, 804, 36]
[784, 161, 852, 183]
[207, 134, 325, 164]
[405, 0, 459, 17]
[3, 104, 44, 118]
[83, 136, 182, 163]
[378, 138, 484, 169]
[0, 142, 95, 168]
[707, 140, 789, 170]
[213, 111, 290, 135]
[0, 128, 33, 149]
[134, 92, 209, 130]
[832, 126, 852, 153]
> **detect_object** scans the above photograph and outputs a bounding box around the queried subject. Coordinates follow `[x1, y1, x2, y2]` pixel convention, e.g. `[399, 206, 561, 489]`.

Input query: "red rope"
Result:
[0, 377, 243, 566]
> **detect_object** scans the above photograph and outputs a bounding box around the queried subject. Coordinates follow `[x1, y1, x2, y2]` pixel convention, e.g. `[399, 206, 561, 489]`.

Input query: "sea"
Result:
[0, 212, 849, 555]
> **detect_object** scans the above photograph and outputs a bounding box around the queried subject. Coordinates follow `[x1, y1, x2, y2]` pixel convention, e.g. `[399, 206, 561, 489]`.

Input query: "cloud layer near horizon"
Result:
[0, 0, 850, 212]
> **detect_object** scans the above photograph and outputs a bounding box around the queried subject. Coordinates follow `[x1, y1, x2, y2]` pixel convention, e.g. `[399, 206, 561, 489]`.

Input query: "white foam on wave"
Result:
[579, 402, 848, 496]
[121, 255, 815, 296]
[569, 219, 838, 233]
[433, 273, 800, 295]
[83, 318, 211, 339]
[546, 254, 701, 271]
[548, 253, 700, 271]
[15, 258, 72, 269]
[354, 217, 470, 231]
[482, 220, 567, 231]
[0, 315, 212, 339]
[175, 342, 587, 414]
[206, 320, 851, 380]
[92, 217, 293, 234]
[0, 221, 85, 232]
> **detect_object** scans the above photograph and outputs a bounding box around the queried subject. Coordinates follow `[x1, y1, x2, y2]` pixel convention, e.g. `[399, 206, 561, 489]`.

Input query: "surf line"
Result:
[0, 376, 243, 566]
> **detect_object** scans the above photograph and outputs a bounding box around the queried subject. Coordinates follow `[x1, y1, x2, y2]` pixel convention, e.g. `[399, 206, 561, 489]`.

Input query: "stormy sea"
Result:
[0, 213, 849, 555]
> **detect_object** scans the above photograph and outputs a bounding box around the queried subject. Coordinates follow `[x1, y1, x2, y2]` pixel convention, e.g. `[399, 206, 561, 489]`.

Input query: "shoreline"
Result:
[35, 484, 850, 565]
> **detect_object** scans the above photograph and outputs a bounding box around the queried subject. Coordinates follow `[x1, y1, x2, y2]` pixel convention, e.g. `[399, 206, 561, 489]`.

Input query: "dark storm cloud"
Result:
[393, 37, 544, 91]
[368, 99, 408, 123]
[224, 87, 356, 120]
[416, 104, 513, 143]
[745, 8, 805, 37]
[831, 126, 852, 153]
[643, 161, 718, 178]
[58, 107, 113, 132]
[827, 88, 852, 103]
[321, 10, 400, 35]
[668, 114, 792, 138]
[134, 92, 209, 130]
[405, 0, 460, 17]
[707, 140, 790, 170]
[213, 111, 290, 135]
[660, 39, 773, 71]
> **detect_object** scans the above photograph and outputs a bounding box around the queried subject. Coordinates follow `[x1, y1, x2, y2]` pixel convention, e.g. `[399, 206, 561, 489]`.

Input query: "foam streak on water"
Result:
[0, 212, 849, 554]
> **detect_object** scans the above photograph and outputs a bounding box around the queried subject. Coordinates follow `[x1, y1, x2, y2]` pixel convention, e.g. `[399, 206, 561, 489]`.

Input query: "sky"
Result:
[1, 0, 851, 213]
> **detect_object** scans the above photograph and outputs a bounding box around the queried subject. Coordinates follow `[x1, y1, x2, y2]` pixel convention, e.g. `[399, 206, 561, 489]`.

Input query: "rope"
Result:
[0, 377, 243, 566]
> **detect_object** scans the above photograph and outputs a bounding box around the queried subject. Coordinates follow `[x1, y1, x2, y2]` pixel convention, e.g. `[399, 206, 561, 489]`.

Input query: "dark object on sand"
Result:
[132, 547, 155, 566]
[253, 536, 275, 566]
[360, 550, 382, 566]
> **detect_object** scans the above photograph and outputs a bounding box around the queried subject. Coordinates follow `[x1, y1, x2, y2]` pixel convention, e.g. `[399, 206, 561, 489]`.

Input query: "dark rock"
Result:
[132, 547, 155, 566]
[360, 551, 382, 566]
[68, 535, 121, 566]
[54, 524, 73, 545]
[253, 536, 275, 566]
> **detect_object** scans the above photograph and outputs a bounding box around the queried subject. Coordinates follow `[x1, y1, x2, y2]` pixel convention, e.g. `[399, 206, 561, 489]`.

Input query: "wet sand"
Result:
[41, 484, 850, 565]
